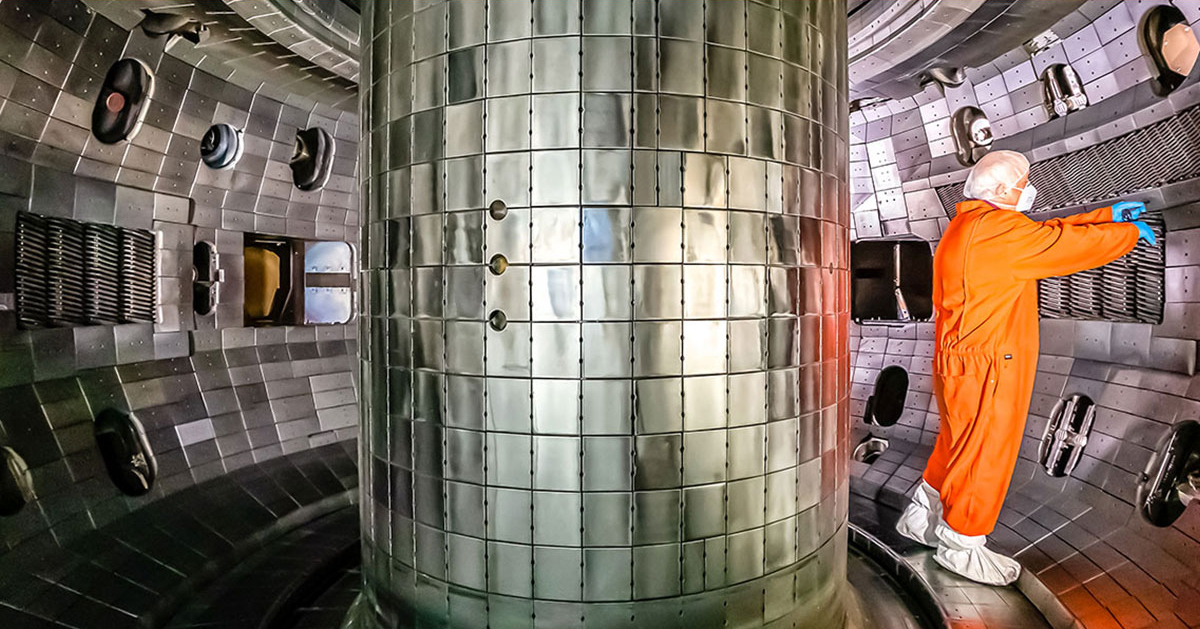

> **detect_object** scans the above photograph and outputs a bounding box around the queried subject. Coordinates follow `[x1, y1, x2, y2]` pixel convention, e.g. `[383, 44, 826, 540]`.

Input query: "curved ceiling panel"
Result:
[84, 0, 357, 111]
[850, 0, 1087, 100]
[226, 0, 359, 83]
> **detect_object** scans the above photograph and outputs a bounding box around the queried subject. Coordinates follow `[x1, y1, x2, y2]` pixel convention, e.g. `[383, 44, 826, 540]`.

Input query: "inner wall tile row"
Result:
[360, 1, 851, 627]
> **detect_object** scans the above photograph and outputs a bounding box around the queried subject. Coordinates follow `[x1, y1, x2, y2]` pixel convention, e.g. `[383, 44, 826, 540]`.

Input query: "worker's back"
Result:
[933, 200, 1039, 359]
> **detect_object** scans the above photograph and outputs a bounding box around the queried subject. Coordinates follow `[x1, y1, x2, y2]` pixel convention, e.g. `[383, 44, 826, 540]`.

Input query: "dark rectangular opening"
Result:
[851, 239, 934, 323]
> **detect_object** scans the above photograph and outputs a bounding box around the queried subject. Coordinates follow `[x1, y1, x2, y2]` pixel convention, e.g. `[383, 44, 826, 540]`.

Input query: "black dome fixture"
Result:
[1139, 420, 1200, 528]
[290, 127, 336, 192]
[849, 96, 890, 114]
[201, 123, 244, 170]
[94, 409, 157, 497]
[1041, 64, 1089, 119]
[138, 8, 208, 45]
[950, 106, 993, 167]
[864, 365, 909, 428]
[91, 58, 155, 144]
[0, 446, 34, 516]
[1141, 4, 1200, 97]
[918, 66, 966, 89]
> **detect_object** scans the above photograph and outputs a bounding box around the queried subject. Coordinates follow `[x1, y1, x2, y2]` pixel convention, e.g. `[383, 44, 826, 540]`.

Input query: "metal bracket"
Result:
[1038, 394, 1095, 477]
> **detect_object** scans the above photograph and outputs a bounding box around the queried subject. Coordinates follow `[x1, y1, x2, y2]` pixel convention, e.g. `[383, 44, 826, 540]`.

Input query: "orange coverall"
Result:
[923, 200, 1140, 536]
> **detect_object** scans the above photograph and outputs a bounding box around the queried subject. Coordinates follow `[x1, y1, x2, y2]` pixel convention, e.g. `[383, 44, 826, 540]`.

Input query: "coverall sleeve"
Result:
[1041, 206, 1112, 227]
[987, 211, 1140, 280]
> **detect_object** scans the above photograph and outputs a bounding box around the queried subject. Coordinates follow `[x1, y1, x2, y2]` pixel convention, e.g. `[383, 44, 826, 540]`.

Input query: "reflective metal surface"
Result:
[359, 0, 851, 626]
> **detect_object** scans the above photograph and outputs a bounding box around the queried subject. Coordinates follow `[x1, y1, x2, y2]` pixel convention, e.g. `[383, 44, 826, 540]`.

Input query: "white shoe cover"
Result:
[895, 480, 941, 547]
[933, 522, 1021, 586]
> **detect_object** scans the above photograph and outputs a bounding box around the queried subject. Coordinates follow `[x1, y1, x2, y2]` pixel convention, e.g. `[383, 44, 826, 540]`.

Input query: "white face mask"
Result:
[998, 182, 1037, 213]
[1014, 182, 1037, 213]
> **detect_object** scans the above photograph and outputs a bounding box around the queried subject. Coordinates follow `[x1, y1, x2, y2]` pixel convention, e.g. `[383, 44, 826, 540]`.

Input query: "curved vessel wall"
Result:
[359, 1, 850, 626]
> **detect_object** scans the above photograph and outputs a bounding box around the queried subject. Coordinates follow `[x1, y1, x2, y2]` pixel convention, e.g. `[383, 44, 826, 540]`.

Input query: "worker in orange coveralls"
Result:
[894, 150, 1156, 585]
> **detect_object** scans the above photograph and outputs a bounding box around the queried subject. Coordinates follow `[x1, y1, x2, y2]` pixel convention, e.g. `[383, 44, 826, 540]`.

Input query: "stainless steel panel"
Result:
[361, 1, 848, 627]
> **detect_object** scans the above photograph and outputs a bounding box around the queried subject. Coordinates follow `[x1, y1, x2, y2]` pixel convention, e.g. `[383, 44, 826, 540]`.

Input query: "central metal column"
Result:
[359, 1, 850, 627]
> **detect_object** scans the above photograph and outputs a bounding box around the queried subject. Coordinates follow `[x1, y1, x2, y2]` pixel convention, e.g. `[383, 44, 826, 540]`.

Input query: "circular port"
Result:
[488, 310, 508, 331]
[489, 253, 508, 276]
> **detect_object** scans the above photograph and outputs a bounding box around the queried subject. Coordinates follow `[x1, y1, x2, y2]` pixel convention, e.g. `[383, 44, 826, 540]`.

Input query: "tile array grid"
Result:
[0, 0, 361, 564]
[360, 1, 852, 627]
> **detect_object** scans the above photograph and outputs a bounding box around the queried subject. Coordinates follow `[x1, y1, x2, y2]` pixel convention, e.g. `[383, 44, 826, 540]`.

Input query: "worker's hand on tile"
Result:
[1132, 221, 1157, 245]
[1112, 201, 1146, 222]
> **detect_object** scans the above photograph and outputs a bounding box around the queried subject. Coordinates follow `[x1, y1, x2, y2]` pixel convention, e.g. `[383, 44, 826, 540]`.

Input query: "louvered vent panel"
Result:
[120, 229, 156, 323]
[84, 224, 122, 324]
[936, 104, 1200, 217]
[46, 217, 86, 326]
[1036, 215, 1165, 324]
[15, 213, 48, 329]
[15, 212, 156, 329]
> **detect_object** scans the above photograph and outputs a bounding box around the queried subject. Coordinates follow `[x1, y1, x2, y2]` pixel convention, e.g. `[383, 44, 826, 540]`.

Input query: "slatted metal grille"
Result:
[16, 212, 156, 329]
[936, 104, 1200, 218]
[1037, 215, 1165, 324]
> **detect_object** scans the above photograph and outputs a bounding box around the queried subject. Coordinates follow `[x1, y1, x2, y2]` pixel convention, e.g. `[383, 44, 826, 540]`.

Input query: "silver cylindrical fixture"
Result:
[359, 1, 850, 626]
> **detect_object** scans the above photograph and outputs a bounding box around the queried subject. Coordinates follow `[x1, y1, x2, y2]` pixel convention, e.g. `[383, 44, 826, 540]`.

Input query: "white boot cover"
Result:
[933, 522, 1021, 586]
[895, 480, 942, 547]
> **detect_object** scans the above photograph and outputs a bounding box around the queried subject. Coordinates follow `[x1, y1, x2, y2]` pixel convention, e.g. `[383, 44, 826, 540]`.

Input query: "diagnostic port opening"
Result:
[864, 365, 909, 428]
[853, 435, 890, 465]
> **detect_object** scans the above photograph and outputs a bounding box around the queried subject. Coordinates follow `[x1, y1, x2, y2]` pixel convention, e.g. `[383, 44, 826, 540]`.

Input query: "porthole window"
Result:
[1141, 5, 1200, 96]
[851, 239, 934, 323]
[1038, 394, 1095, 478]
[304, 241, 354, 325]
[0, 447, 34, 516]
[950, 106, 992, 167]
[200, 123, 244, 170]
[92, 58, 155, 144]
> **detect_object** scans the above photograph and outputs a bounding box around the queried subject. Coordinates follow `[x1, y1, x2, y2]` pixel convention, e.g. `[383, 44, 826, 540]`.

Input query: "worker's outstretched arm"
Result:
[1046, 201, 1146, 226]
[1043, 206, 1113, 227]
[987, 211, 1140, 280]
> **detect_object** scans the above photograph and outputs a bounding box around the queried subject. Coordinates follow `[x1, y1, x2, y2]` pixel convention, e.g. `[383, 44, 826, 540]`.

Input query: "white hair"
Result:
[962, 150, 1030, 202]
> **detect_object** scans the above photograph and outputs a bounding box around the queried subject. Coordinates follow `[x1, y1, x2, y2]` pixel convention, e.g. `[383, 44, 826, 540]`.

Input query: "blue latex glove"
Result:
[1131, 221, 1156, 245]
[1112, 201, 1146, 222]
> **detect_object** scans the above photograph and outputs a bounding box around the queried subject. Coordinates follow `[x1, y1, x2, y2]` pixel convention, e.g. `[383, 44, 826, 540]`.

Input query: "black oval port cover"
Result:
[290, 127, 335, 192]
[92, 58, 154, 144]
[1139, 420, 1200, 527]
[0, 446, 34, 516]
[865, 365, 909, 427]
[94, 409, 157, 497]
[1142, 4, 1197, 97]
